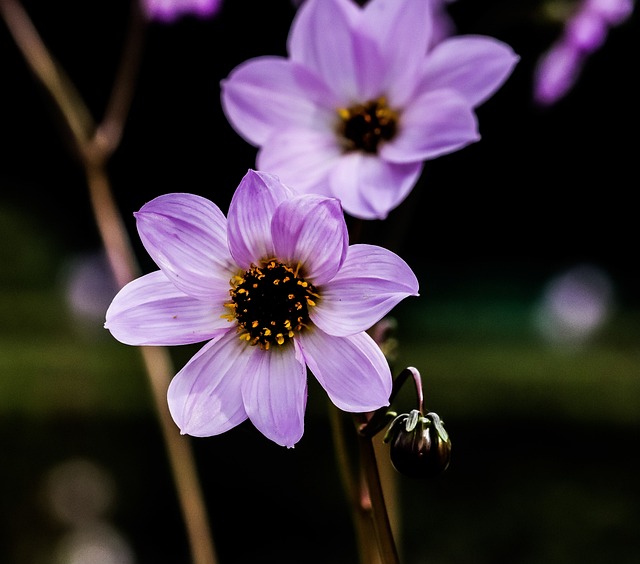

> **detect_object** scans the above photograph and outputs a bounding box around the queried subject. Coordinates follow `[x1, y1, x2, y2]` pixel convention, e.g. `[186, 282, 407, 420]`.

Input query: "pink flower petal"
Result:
[271, 194, 347, 285]
[381, 89, 479, 163]
[241, 344, 307, 448]
[361, 0, 432, 106]
[310, 244, 419, 336]
[135, 193, 234, 300]
[220, 57, 337, 146]
[299, 329, 392, 412]
[419, 36, 520, 107]
[167, 331, 250, 437]
[227, 170, 294, 269]
[256, 128, 342, 197]
[105, 270, 229, 346]
[329, 153, 423, 220]
[288, 0, 363, 100]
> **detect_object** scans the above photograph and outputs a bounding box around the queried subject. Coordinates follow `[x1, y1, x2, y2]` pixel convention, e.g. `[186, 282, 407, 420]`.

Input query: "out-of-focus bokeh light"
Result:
[46, 457, 115, 525]
[59, 252, 118, 329]
[533, 263, 615, 347]
[54, 522, 136, 564]
[44, 458, 136, 564]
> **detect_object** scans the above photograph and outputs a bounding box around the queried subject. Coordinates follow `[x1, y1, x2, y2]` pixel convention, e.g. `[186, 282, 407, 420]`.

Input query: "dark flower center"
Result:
[224, 259, 319, 350]
[337, 97, 399, 154]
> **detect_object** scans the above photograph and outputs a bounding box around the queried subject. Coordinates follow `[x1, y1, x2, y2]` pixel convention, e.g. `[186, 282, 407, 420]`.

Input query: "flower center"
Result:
[224, 259, 319, 350]
[337, 97, 399, 154]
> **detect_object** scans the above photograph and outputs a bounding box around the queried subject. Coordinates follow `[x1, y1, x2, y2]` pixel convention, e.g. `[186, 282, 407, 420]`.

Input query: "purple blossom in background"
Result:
[140, 0, 222, 23]
[221, 0, 518, 220]
[533, 0, 634, 106]
[105, 170, 419, 447]
[291, 0, 457, 48]
[428, 0, 458, 48]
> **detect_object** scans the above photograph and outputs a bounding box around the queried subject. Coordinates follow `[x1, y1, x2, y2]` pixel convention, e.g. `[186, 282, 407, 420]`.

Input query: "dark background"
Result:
[1, 1, 639, 563]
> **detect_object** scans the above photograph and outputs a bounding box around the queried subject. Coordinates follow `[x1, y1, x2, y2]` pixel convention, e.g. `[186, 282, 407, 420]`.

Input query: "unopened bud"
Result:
[384, 410, 451, 479]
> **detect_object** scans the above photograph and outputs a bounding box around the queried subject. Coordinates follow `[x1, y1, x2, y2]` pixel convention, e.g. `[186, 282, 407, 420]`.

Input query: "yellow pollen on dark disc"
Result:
[223, 259, 320, 349]
[337, 96, 399, 154]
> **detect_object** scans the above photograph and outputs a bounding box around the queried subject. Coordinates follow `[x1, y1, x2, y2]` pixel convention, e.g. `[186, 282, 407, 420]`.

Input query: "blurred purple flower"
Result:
[428, 0, 458, 48]
[292, 0, 457, 49]
[105, 170, 419, 447]
[140, 0, 222, 23]
[533, 43, 584, 105]
[221, 0, 518, 220]
[534, 0, 634, 106]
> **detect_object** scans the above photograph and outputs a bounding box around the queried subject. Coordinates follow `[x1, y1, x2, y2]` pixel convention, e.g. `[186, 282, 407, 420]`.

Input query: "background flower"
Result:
[221, 0, 518, 220]
[105, 170, 419, 447]
[140, 0, 222, 23]
[533, 0, 634, 105]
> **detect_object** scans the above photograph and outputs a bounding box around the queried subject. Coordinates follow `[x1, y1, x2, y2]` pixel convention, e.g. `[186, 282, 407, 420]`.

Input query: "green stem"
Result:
[354, 413, 401, 564]
[339, 216, 401, 563]
[330, 402, 401, 564]
[329, 405, 380, 564]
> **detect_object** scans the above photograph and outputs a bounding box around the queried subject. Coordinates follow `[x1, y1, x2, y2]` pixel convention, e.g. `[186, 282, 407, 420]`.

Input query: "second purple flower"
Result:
[221, 0, 519, 220]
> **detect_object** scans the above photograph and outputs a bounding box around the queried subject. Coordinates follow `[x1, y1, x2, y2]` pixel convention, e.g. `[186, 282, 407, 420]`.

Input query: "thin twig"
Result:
[0, 0, 93, 147]
[93, 0, 146, 157]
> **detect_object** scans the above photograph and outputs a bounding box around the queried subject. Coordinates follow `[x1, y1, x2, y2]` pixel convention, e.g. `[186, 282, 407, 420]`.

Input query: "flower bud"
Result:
[384, 410, 451, 479]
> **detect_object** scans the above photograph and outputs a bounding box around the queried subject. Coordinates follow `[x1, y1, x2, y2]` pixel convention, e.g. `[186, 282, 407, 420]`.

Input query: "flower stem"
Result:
[1, 2, 218, 562]
[329, 406, 381, 564]
[339, 218, 401, 563]
[329, 403, 400, 564]
[354, 413, 401, 564]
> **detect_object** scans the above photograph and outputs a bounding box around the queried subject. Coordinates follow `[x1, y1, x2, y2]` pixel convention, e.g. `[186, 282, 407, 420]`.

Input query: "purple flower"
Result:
[221, 0, 518, 220]
[533, 43, 584, 106]
[105, 170, 419, 447]
[533, 0, 634, 106]
[428, 0, 458, 49]
[140, 0, 222, 23]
